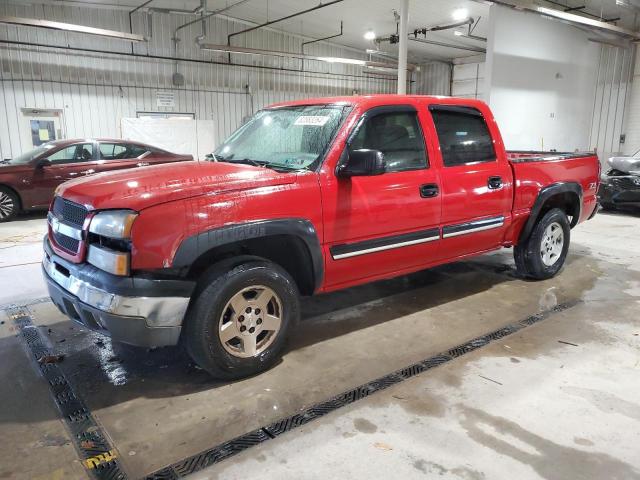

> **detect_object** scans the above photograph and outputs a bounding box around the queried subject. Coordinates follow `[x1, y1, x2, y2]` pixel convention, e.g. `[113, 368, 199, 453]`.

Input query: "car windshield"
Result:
[212, 105, 348, 171]
[5, 143, 57, 165]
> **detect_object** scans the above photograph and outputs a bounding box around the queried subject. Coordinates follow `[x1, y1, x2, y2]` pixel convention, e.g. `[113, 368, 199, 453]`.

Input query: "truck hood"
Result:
[57, 161, 297, 211]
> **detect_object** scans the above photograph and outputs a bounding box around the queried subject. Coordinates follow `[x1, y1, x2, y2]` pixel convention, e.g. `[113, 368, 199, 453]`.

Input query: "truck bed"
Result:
[507, 150, 600, 226]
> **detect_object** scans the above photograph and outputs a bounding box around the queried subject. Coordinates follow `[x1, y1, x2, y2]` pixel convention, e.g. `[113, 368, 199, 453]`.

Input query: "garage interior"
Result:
[1, 0, 640, 479]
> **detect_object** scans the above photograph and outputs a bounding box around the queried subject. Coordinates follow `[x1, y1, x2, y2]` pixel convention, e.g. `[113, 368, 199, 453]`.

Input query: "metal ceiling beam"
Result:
[0, 14, 145, 42]
[478, 1, 640, 39]
[198, 41, 417, 71]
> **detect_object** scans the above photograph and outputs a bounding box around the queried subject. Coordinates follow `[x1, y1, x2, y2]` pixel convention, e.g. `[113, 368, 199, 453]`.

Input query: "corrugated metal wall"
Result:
[621, 45, 640, 157]
[412, 62, 451, 96]
[452, 62, 485, 99]
[588, 42, 635, 164]
[0, 1, 401, 159]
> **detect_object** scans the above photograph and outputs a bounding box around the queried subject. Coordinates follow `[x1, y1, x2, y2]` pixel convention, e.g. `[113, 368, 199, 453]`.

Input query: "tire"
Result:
[184, 259, 300, 379]
[514, 208, 570, 280]
[0, 186, 19, 222]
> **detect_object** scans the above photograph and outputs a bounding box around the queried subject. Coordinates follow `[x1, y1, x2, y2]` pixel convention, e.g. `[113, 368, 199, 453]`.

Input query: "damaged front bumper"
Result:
[43, 236, 194, 347]
[598, 173, 640, 208]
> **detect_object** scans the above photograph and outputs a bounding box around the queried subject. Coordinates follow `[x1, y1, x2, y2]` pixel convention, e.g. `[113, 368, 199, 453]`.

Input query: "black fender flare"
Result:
[172, 218, 324, 291]
[519, 182, 582, 242]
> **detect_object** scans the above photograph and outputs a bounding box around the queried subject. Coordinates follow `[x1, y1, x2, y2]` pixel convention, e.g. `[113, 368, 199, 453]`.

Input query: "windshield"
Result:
[213, 105, 348, 171]
[6, 143, 56, 165]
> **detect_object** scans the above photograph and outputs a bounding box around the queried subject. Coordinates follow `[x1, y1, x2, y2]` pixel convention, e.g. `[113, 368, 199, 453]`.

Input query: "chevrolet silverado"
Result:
[42, 95, 600, 379]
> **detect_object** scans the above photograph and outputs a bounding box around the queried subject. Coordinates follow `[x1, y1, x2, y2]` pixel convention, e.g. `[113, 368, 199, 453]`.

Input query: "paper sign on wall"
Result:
[156, 91, 175, 108]
[294, 116, 330, 126]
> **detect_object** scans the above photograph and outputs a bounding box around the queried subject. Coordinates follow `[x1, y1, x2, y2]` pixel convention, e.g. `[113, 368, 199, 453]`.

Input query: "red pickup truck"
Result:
[43, 95, 599, 379]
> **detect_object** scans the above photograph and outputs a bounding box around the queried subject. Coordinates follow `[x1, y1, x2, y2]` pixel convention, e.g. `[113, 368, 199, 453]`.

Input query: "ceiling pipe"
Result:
[174, 0, 253, 38]
[198, 40, 417, 71]
[0, 14, 145, 42]
[397, 0, 409, 94]
[128, 0, 154, 54]
[302, 21, 344, 52]
[409, 37, 486, 53]
[227, 0, 345, 60]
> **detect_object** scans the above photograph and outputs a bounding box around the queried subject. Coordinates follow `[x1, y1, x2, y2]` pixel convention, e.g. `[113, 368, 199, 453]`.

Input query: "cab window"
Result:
[429, 106, 496, 167]
[350, 111, 427, 173]
[46, 143, 93, 164]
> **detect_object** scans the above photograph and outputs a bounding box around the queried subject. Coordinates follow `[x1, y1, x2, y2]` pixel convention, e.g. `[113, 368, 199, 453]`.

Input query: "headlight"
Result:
[89, 210, 138, 239]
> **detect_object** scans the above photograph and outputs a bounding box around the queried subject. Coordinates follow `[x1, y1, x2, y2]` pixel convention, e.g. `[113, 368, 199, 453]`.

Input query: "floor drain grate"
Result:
[8, 307, 129, 480]
[145, 300, 580, 479]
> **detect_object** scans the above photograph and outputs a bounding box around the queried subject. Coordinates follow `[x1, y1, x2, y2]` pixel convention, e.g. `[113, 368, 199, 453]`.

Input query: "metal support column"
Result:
[397, 0, 409, 94]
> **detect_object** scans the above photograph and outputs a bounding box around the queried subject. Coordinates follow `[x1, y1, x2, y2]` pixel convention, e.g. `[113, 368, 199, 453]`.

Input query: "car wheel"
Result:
[184, 259, 299, 379]
[514, 208, 570, 280]
[0, 187, 19, 222]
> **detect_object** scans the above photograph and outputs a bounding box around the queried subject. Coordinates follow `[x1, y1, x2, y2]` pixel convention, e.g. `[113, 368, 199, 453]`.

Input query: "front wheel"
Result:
[514, 208, 570, 280]
[184, 260, 299, 379]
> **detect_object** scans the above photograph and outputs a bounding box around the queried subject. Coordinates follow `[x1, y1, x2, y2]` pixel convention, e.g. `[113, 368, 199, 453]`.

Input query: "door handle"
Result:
[137, 162, 150, 167]
[420, 183, 439, 198]
[488, 176, 502, 189]
[81, 169, 95, 175]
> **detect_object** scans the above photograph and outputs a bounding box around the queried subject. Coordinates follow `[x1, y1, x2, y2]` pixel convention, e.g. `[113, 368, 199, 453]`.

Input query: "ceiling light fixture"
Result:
[364, 29, 376, 40]
[454, 30, 464, 36]
[452, 8, 469, 21]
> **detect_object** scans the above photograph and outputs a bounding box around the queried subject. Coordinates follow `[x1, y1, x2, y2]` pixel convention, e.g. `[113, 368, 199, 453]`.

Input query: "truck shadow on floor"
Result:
[1, 251, 591, 423]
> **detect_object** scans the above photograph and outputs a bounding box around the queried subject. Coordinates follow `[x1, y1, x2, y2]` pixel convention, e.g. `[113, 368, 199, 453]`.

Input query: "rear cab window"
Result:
[429, 105, 496, 167]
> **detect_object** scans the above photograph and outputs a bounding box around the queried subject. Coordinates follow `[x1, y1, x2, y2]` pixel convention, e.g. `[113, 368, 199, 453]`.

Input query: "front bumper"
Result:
[43, 237, 194, 347]
[598, 175, 640, 207]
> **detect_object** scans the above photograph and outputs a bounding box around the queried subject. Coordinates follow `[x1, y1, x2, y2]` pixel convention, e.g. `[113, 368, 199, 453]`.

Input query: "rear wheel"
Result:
[184, 260, 299, 379]
[0, 187, 19, 222]
[514, 208, 570, 280]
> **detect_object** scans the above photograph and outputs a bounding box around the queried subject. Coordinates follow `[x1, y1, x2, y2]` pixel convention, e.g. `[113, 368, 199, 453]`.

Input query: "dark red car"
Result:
[0, 138, 192, 222]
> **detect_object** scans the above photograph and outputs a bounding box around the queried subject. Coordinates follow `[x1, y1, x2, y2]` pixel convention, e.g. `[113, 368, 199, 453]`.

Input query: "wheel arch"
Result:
[519, 182, 582, 243]
[173, 219, 323, 296]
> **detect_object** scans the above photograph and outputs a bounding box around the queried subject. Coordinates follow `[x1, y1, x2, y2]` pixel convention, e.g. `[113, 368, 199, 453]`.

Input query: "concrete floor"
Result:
[0, 210, 639, 479]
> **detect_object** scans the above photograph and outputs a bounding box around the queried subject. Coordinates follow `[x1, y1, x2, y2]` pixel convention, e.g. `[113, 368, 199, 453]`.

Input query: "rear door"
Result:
[428, 104, 513, 257]
[322, 105, 442, 289]
[95, 142, 145, 173]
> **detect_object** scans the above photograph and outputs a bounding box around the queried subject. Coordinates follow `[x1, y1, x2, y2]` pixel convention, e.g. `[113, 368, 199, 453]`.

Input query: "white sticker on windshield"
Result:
[294, 115, 330, 126]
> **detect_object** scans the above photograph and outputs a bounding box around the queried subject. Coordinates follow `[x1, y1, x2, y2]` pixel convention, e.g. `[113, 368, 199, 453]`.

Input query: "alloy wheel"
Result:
[218, 285, 283, 358]
[540, 221, 564, 266]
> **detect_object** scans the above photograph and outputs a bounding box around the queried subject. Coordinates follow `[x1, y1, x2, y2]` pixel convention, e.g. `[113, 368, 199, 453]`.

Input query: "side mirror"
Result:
[337, 149, 386, 178]
[36, 158, 51, 168]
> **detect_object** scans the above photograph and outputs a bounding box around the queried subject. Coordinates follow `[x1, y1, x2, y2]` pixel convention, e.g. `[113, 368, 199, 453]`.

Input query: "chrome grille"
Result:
[52, 197, 88, 228]
[53, 231, 80, 253]
[50, 197, 87, 255]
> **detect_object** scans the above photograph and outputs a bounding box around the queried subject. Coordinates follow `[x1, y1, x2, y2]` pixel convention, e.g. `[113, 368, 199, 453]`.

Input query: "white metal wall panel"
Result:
[0, 2, 397, 159]
[452, 62, 484, 99]
[589, 43, 634, 165]
[412, 62, 451, 96]
[621, 45, 640, 157]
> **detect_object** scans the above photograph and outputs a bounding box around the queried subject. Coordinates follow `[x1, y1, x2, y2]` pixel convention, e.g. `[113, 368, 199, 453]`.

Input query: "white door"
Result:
[20, 109, 65, 152]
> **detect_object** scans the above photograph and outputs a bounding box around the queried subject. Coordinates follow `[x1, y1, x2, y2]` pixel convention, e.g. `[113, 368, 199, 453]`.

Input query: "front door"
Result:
[428, 105, 513, 257]
[29, 142, 96, 208]
[322, 105, 442, 289]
